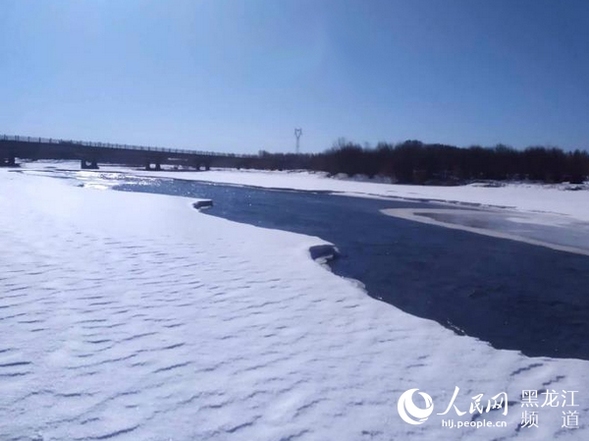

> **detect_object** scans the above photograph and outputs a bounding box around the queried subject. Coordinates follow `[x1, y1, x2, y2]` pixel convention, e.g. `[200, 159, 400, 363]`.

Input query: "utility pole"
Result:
[294, 128, 302, 154]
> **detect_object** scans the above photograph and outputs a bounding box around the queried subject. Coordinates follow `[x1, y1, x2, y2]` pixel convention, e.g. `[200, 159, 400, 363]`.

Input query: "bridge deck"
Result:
[0, 134, 258, 170]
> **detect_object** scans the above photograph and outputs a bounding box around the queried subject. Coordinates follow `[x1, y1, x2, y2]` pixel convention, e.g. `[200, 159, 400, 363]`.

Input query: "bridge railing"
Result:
[0, 134, 250, 158]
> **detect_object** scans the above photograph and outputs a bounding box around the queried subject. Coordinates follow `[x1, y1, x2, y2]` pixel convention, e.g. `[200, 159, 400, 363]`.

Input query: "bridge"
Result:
[0, 134, 260, 170]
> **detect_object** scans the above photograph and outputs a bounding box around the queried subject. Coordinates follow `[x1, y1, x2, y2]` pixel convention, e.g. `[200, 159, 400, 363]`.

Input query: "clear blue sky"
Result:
[1, 0, 589, 153]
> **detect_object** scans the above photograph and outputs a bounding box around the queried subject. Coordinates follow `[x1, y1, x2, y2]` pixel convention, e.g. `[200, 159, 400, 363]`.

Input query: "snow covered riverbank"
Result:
[1, 166, 588, 440]
[22, 161, 589, 222]
[126, 167, 589, 223]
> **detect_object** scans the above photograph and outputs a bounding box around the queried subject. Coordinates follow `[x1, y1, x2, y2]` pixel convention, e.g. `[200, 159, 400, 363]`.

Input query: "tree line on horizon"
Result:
[246, 140, 589, 185]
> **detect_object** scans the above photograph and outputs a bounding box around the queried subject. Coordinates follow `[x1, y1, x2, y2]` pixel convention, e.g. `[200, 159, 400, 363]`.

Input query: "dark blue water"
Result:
[20, 169, 589, 360]
[103, 176, 589, 361]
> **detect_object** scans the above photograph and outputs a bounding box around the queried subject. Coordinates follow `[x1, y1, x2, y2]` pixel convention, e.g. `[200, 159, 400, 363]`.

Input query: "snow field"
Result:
[0, 168, 588, 440]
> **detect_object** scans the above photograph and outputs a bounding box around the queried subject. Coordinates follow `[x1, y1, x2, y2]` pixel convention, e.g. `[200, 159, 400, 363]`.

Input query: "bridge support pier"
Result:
[192, 160, 211, 171]
[81, 159, 99, 169]
[145, 161, 161, 171]
[0, 153, 16, 167]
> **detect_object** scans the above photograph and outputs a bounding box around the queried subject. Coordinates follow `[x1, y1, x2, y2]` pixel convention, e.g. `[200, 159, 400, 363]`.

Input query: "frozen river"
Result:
[24, 168, 589, 361]
[4, 166, 589, 440]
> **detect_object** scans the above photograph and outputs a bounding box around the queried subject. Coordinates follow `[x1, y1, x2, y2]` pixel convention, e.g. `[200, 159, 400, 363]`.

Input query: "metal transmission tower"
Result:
[294, 128, 302, 154]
